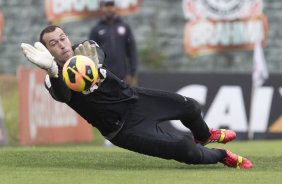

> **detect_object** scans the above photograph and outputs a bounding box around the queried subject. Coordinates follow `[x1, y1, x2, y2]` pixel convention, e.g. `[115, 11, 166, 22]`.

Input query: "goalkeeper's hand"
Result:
[82, 67, 107, 95]
[74, 41, 99, 69]
[21, 42, 59, 78]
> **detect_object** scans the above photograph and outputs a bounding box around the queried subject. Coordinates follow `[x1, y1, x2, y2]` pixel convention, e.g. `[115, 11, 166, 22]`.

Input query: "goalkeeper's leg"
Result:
[111, 127, 223, 165]
[111, 130, 252, 168]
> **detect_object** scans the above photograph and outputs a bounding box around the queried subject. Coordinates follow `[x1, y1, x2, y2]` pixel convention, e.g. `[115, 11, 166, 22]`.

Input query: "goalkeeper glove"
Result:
[21, 42, 59, 78]
[74, 41, 99, 69]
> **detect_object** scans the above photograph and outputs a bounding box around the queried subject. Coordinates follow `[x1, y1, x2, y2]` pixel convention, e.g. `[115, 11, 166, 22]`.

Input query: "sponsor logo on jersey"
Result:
[117, 26, 126, 35]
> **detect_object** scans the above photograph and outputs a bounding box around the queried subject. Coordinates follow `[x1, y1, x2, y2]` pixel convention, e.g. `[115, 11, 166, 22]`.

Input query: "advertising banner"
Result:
[182, 0, 268, 56]
[45, 0, 141, 24]
[138, 72, 282, 139]
[0, 11, 4, 43]
[18, 67, 93, 145]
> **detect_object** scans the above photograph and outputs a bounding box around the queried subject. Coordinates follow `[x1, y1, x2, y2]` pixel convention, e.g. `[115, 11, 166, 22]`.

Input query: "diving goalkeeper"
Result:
[21, 25, 252, 169]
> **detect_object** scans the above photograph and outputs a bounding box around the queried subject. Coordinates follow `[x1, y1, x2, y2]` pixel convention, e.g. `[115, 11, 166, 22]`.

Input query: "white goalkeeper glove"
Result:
[74, 41, 99, 69]
[21, 42, 59, 78]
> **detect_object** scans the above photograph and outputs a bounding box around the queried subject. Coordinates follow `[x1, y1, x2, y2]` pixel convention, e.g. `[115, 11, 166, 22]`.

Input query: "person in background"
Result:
[89, 0, 138, 146]
[89, 0, 138, 86]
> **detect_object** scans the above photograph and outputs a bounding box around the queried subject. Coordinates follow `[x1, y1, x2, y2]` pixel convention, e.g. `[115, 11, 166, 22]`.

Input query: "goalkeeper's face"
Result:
[42, 27, 74, 67]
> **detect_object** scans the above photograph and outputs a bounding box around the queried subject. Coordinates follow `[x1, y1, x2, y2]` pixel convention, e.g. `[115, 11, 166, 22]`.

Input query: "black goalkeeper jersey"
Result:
[45, 66, 137, 138]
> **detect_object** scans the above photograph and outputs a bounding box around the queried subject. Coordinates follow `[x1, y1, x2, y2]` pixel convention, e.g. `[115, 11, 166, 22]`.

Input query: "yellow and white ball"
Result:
[63, 55, 98, 92]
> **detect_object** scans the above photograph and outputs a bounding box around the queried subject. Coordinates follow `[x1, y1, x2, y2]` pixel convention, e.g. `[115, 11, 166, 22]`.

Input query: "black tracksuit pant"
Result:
[111, 87, 226, 165]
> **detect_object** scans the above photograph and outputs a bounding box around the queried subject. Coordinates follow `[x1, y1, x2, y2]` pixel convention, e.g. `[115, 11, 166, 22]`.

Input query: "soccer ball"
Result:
[62, 55, 98, 92]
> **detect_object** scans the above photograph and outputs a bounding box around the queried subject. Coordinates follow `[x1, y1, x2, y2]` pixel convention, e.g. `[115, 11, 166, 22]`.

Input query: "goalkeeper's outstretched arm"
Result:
[45, 74, 72, 103]
[21, 42, 72, 103]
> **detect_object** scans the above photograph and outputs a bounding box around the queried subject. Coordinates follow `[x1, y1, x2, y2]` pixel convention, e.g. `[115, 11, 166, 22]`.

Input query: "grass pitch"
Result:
[0, 140, 282, 184]
[0, 76, 281, 183]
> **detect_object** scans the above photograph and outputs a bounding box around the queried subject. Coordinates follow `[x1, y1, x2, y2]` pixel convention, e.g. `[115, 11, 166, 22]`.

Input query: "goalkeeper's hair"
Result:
[39, 25, 62, 46]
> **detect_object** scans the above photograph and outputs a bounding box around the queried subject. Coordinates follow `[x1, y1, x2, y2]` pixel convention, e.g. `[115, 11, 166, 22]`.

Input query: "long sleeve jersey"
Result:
[45, 66, 137, 139]
[89, 17, 138, 79]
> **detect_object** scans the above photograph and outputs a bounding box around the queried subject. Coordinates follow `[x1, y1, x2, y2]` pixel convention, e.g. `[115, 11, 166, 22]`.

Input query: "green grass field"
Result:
[0, 140, 282, 184]
[1, 75, 282, 183]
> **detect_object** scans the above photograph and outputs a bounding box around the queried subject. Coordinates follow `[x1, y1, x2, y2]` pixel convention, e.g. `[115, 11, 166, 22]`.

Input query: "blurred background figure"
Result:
[89, 0, 138, 86]
[89, 0, 138, 147]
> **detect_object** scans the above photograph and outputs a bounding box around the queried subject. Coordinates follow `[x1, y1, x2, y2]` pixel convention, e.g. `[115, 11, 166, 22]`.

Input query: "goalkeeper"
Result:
[21, 25, 252, 169]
